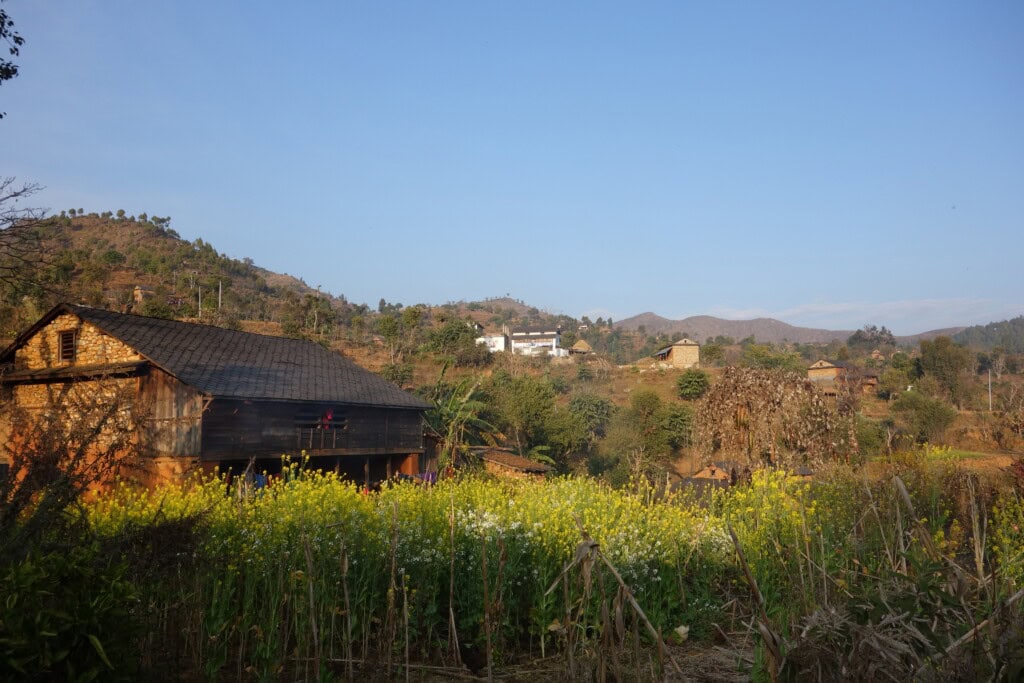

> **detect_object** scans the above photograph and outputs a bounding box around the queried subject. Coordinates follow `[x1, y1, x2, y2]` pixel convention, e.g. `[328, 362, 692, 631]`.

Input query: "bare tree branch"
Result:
[0, 176, 50, 297]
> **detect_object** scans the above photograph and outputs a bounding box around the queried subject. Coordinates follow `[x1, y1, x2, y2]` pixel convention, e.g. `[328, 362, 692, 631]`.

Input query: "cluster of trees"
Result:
[419, 364, 696, 484]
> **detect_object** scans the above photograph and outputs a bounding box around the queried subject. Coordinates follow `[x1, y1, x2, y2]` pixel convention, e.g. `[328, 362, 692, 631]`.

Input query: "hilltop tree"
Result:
[377, 315, 403, 363]
[428, 317, 491, 368]
[847, 324, 896, 351]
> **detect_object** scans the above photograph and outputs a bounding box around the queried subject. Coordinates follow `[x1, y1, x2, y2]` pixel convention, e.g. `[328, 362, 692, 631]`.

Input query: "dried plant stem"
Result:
[385, 501, 399, 676]
[915, 585, 1024, 677]
[448, 496, 462, 666]
[301, 532, 321, 681]
[340, 544, 353, 682]
[564, 570, 576, 680]
[480, 532, 494, 683]
[728, 525, 782, 683]
[402, 574, 410, 683]
[594, 552, 680, 675]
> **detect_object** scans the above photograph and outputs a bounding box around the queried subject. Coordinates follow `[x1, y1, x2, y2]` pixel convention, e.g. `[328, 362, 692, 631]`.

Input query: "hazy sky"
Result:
[4, 2, 1023, 334]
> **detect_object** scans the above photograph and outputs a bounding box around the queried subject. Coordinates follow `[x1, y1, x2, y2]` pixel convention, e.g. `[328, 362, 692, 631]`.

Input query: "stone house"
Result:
[0, 304, 430, 487]
[653, 338, 701, 369]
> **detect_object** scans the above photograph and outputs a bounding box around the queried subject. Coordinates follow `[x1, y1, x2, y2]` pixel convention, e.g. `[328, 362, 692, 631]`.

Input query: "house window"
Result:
[58, 330, 77, 362]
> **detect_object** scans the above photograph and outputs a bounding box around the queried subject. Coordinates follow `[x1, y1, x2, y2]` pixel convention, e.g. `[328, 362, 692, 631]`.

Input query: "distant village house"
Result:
[476, 325, 569, 357]
[510, 326, 568, 357]
[807, 359, 878, 395]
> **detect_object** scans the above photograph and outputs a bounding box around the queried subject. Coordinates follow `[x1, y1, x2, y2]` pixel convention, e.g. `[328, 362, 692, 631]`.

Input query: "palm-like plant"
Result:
[422, 372, 497, 476]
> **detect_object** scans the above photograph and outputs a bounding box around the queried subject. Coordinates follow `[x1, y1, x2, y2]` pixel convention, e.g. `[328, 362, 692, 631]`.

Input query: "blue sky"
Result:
[4, 1, 1023, 334]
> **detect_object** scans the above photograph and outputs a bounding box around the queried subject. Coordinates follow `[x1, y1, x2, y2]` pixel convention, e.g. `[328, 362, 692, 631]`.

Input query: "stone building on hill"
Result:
[653, 338, 700, 369]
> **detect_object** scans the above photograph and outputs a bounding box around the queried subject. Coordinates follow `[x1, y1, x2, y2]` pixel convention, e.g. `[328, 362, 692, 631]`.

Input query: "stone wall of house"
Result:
[13, 377, 138, 410]
[807, 366, 841, 381]
[14, 314, 142, 370]
[670, 343, 701, 369]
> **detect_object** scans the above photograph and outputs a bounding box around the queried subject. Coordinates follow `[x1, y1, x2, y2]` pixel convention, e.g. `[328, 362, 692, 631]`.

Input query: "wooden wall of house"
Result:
[200, 400, 424, 461]
[138, 368, 204, 457]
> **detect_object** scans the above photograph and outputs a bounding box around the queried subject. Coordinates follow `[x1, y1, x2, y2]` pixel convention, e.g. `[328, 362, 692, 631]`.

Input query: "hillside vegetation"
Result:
[0, 212, 358, 341]
[955, 315, 1024, 353]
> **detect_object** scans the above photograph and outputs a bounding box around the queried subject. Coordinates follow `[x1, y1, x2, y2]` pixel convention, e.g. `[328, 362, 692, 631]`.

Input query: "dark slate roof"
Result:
[3, 304, 430, 409]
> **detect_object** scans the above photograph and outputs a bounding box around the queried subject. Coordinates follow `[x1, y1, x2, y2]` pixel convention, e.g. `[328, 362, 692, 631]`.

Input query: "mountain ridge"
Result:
[614, 312, 964, 345]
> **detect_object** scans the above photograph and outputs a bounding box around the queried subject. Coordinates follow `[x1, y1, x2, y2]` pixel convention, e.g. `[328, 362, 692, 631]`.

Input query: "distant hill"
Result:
[896, 327, 966, 345]
[615, 312, 853, 344]
[616, 312, 965, 346]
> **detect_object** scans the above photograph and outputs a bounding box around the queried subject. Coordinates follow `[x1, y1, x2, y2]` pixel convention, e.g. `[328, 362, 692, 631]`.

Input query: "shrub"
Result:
[676, 368, 710, 400]
[892, 391, 957, 443]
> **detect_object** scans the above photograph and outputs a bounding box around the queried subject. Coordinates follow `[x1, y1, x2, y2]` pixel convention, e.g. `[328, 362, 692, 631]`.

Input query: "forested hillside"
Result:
[0, 211, 361, 341]
[954, 316, 1024, 353]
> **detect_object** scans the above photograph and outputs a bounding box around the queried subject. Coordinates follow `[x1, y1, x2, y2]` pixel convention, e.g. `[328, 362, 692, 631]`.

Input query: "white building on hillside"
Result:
[510, 327, 568, 357]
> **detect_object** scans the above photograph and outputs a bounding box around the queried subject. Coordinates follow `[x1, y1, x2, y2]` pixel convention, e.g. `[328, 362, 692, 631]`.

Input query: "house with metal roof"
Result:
[0, 304, 430, 486]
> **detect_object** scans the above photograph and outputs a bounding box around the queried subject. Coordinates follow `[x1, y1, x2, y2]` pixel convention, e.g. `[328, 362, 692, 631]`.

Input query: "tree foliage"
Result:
[428, 318, 492, 368]
[0, 0, 24, 118]
[740, 343, 806, 374]
[596, 390, 694, 483]
[483, 371, 556, 457]
[0, 178, 45, 291]
[567, 393, 614, 452]
[918, 336, 973, 407]
[847, 324, 895, 351]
